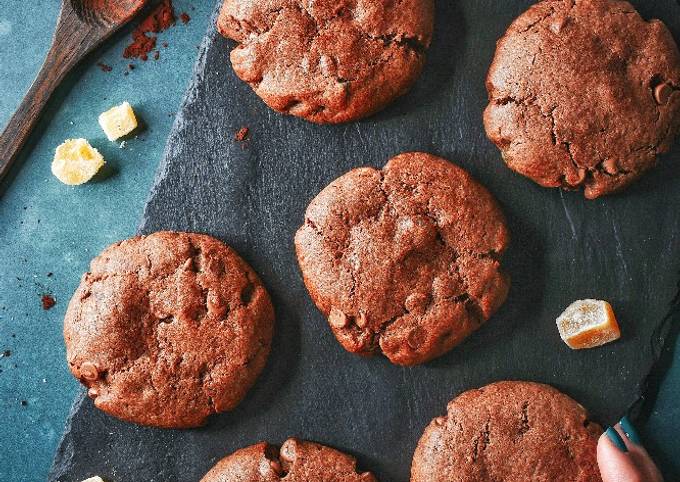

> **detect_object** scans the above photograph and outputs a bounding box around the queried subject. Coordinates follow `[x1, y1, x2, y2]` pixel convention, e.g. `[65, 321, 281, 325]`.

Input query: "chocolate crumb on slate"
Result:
[96, 62, 113, 72]
[234, 127, 249, 142]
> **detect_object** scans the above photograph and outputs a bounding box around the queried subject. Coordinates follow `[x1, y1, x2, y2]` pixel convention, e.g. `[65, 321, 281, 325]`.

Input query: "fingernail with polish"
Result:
[619, 416, 642, 445]
[605, 426, 629, 452]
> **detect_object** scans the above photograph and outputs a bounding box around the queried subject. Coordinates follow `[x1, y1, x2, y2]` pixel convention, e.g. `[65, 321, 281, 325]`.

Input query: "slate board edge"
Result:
[629, 276, 680, 421]
[138, 0, 222, 235]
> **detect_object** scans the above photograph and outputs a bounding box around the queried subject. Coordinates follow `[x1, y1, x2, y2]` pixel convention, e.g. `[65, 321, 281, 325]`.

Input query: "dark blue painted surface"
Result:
[0, 1, 678, 481]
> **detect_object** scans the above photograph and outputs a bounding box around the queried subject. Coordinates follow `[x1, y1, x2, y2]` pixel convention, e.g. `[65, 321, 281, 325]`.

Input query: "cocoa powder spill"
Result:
[123, 0, 176, 61]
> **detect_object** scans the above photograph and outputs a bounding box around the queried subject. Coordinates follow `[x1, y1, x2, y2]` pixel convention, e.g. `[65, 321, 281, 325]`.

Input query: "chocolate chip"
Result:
[268, 459, 283, 476]
[602, 159, 618, 175]
[549, 15, 569, 34]
[434, 416, 447, 426]
[564, 167, 587, 186]
[280, 439, 297, 462]
[654, 82, 673, 104]
[329, 308, 349, 329]
[80, 361, 100, 381]
[355, 311, 368, 329]
[405, 292, 430, 315]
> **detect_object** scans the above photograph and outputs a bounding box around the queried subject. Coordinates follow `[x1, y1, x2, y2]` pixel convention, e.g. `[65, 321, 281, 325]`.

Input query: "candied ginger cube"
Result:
[557, 299, 620, 349]
[98, 101, 138, 141]
[51, 138, 105, 185]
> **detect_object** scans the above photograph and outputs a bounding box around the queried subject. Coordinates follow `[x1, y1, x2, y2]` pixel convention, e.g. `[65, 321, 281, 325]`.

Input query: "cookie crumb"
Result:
[180, 12, 190, 24]
[41, 294, 56, 311]
[96, 62, 113, 72]
[234, 127, 250, 142]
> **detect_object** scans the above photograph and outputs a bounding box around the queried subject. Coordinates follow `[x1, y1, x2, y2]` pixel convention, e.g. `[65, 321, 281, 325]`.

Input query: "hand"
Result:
[597, 416, 664, 482]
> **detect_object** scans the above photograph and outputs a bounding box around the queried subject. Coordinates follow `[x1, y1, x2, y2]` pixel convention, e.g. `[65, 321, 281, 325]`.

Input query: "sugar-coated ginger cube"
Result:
[51, 138, 105, 185]
[98, 101, 138, 141]
[557, 299, 621, 349]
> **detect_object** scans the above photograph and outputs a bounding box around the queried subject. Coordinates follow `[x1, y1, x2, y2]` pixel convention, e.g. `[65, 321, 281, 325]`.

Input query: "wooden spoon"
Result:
[0, 0, 147, 184]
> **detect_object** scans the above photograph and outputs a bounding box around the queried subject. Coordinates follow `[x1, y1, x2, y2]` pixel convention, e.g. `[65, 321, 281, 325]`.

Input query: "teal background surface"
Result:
[0, 1, 678, 481]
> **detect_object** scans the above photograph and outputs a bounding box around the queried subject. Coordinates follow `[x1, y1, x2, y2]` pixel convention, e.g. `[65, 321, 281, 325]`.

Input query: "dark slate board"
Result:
[50, 1, 680, 481]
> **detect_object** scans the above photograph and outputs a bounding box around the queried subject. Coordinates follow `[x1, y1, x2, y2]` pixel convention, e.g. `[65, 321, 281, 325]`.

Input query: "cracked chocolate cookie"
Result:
[63, 231, 274, 428]
[411, 381, 602, 482]
[216, 0, 434, 124]
[294, 152, 510, 366]
[484, 0, 680, 199]
[200, 438, 377, 482]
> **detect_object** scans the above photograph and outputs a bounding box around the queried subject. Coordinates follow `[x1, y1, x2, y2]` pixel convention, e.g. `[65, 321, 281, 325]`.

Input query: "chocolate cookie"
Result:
[200, 438, 377, 482]
[63, 231, 274, 428]
[217, 0, 434, 124]
[294, 152, 510, 366]
[411, 381, 602, 482]
[484, 0, 680, 199]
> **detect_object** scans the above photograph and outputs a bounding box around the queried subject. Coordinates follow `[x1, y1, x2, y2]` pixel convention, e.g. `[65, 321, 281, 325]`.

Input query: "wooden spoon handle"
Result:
[0, 3, 101, 183]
